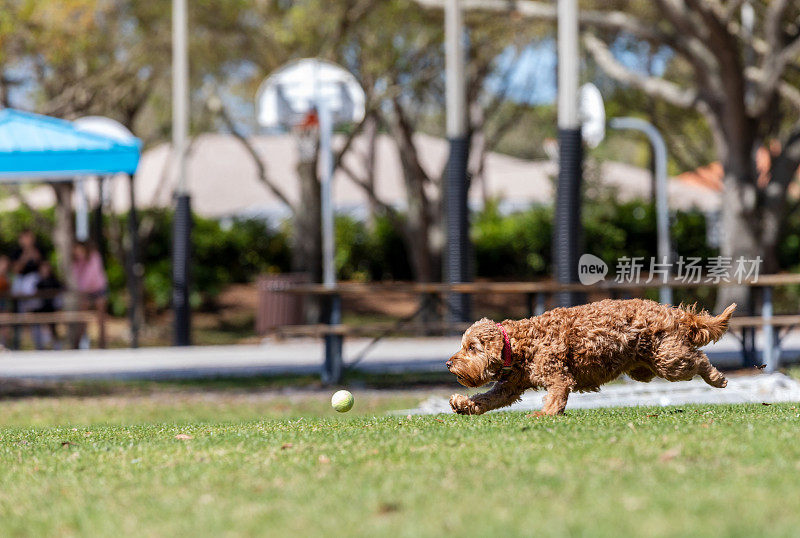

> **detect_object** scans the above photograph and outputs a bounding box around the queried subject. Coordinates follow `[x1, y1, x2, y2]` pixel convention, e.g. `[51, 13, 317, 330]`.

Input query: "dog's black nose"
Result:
[446, 361, 453, 370]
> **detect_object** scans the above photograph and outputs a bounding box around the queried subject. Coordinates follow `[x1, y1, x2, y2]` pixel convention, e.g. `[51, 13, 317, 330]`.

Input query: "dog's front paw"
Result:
[449, 393, 476, 415]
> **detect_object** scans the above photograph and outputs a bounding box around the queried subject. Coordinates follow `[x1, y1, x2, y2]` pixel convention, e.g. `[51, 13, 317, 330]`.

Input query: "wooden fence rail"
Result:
[275, 274, 800, 382]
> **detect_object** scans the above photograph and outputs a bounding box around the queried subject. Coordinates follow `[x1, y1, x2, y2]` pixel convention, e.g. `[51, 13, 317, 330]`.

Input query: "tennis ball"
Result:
[331, 390, 354, 412]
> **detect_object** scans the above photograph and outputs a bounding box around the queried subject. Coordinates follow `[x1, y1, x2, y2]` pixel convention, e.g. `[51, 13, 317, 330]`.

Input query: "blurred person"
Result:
[0, 255, 10, 348]
[10, 229, 43, 304]
[0, 255, 10, 294]
[11, 229, 43, 279]
[71, 242, 107, 348]
[10, 230, 44, 348]
[33, 261, 63, 349]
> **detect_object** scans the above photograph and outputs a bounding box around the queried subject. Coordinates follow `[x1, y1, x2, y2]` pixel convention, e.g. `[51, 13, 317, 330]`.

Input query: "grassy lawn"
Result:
[0, 391, 799, 537]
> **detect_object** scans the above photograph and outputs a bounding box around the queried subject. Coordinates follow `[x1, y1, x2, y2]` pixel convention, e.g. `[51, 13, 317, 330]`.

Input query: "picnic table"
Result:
[0, 290, 106, 350]
[274, 274, 800, 382]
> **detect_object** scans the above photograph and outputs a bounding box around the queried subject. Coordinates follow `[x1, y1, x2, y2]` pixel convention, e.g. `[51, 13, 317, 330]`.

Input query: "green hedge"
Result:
[472, 200, 552, 278]
[471, 198, 715, 279]
[118, 210, 292, 313]
[335, 216, 412, 281]
[0, 198, 728, 315]
[0, 208, 56, 261]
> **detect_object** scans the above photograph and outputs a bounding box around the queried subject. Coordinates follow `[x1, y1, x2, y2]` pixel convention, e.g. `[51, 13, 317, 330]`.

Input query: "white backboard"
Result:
[579, 83, 606, 148]
[256, 58, 366, 129]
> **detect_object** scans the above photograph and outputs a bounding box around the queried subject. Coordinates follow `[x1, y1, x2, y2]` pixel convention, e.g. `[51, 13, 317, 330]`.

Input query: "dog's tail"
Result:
[682, 303, 737, 347]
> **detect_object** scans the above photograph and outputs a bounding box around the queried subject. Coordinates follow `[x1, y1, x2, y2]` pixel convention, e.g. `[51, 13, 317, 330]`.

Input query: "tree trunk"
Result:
[468, 102, 489, 206]
[400, 165, 443, 330]
[717, 170, 760, 313]
[52, 183, 77, 291]
[293, 147, 323, 284]
[363, 113, 379, 229]
[404, 197, 435, 282]
[712, 104, 760, 314]
[293, 137, 323, 324]
[387, 99, 442, 284]
[385, 101, 444, 329]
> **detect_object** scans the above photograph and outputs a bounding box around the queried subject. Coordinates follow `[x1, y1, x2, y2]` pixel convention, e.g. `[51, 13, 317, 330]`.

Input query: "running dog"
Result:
[446, 299, 735, 415]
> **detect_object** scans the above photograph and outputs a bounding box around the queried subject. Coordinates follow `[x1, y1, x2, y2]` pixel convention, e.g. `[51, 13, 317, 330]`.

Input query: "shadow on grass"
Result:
[0, 370, 460, 400]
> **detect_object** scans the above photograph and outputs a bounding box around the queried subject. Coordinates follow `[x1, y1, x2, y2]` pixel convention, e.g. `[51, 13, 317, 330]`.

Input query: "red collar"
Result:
[497, 323, 512, 369]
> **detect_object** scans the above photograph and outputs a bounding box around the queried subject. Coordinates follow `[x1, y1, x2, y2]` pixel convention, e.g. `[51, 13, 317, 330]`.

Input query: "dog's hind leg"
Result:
[696, 351, 727, 388]
[652, 338, 727, 387]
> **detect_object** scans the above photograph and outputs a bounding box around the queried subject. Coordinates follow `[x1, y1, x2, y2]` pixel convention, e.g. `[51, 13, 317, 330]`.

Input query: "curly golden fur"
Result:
[446, 299, 735, 416]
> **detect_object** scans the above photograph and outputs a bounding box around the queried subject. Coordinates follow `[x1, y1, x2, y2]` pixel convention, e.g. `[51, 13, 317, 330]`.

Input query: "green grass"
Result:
[0, 370, 458, 400]
[0, 393, 799, 537]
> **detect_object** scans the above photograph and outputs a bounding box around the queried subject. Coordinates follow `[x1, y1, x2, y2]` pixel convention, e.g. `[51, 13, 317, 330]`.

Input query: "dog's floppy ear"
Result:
[466, 317, 494, 337]
[475, 318, 494, 327]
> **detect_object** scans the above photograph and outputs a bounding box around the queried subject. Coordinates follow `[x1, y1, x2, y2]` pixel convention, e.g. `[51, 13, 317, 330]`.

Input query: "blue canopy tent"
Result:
[0, 109, 140, 178]
[0, 108, 142, 347]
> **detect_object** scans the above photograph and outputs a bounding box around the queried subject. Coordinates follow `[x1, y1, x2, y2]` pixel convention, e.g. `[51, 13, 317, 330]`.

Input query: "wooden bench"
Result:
[272, 316, 800, 336]
[0, 310, 105, 350]
[271, 321, 471, 338]
[728, 315, 800, 329]
[272, 274, 800, 382]
[0, 291, 107, 349]
[0, 310, 97, 326]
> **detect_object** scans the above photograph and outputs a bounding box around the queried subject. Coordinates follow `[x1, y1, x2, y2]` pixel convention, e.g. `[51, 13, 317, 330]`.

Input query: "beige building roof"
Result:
[1, 132, 720, 216]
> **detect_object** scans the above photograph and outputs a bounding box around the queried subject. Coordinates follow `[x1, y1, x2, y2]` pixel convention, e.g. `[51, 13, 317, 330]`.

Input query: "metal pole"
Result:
[319, 103, 335, 290]
[94, 177, 106, 262]
[322, 294, 343, 385]
[445, 0, 466, 143]
[172, 0, 191, 345]
[318, 102, 343, 384]
[444, 0, 471, 323]
[763, 286, 776, 372]
[75, 178, 89, 242]
[609, 117, 672, 304]
[127, 174, 140, 348]
[173, 0, 188, 196]
[555, 0, 583, 307]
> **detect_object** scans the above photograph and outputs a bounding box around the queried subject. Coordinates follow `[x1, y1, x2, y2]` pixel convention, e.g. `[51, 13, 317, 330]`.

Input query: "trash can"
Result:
[255, 273, 308, 334]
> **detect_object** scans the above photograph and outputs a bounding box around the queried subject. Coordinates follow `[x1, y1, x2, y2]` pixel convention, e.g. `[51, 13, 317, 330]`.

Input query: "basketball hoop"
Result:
[255, 58, 366, 289]
[255, 58, 365, 130]
[293, 109, 320, 161]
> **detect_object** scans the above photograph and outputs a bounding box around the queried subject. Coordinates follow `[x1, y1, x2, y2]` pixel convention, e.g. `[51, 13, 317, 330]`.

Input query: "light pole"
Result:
[609, 117, 672, 305]
[554, 0, 583, 307]
[172, 0, 191, 346]
[444, 0, 471, 322]
[317, 101, 343, 384]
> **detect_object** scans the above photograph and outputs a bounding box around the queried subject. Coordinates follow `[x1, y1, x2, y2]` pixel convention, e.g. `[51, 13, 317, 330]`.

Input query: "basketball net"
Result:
[293, 109, 320, 161]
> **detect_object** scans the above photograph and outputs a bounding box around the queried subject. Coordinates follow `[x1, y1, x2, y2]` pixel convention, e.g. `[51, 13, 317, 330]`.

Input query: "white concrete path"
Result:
[0, 337, 457, 380]
[400, 373, 800, 415]
[0, 332, 796, 381]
